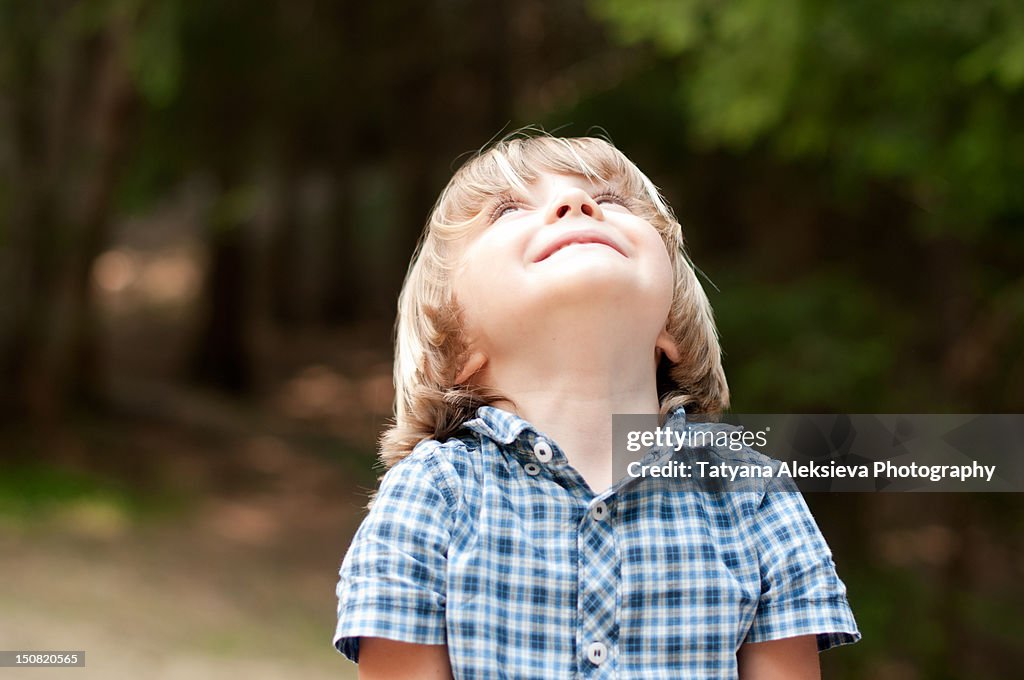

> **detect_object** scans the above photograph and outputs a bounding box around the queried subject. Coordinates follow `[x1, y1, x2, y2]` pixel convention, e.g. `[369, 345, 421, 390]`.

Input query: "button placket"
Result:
[577, 494, 618, 676]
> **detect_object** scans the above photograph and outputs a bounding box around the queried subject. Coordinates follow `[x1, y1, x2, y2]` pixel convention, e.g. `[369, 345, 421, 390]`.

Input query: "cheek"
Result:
[455, 229, 525, 288]
[641, 232, 677, 300]
[653, 252, 677, 320]
[450, 245, 518, 337]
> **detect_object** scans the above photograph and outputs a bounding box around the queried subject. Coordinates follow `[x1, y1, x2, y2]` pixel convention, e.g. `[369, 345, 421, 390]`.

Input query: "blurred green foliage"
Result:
[713, 270, 909, 411]
[591, 0, 1024, 239]
[0, 462, 173, 522]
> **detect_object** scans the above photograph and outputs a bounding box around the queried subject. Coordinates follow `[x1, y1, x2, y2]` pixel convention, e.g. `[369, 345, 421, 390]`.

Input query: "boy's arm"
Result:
[358, 638, 453, 680]
[737, 634, 820, 680]
[742, 472, 860, 652]
[334, 444, 458, 664]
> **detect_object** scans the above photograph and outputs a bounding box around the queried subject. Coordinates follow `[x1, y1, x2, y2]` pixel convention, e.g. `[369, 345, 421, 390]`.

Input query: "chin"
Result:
[530, 268, 672, 317]
[540, 254, 669, 290]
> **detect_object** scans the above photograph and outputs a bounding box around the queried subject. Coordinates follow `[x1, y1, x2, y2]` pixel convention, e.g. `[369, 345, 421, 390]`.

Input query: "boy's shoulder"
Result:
[684, 421, 781, 469]
[405, 425, 487, 465]
[668, 420, 793, 502]
[380, 429, 482, 501]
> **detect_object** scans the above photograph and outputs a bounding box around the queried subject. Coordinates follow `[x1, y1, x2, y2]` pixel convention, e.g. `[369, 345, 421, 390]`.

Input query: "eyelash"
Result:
[487, 192, 629, 223]
[594, 192, 629, 207]
[488, 198, 520, 223]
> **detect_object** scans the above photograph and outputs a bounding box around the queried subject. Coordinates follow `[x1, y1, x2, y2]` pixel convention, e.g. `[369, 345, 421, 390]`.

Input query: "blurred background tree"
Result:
[1, 1, 1022, 678]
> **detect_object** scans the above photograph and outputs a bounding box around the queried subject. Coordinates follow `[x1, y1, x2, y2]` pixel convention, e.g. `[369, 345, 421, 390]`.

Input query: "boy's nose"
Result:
[547, 187, 604, 222]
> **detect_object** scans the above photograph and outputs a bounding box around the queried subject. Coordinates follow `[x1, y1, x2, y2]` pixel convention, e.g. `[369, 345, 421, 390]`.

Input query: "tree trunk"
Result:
[1, 9, 135, 424]
[190, 207, 254, 394]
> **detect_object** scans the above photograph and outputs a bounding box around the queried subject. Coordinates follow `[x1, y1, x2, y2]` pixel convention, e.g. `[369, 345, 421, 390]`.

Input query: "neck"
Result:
[479, 324, 662, 495]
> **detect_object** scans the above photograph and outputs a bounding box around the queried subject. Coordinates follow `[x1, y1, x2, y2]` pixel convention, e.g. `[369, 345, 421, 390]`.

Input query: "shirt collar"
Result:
[463, 403, 690, 499]
[462, 405, 536, 446]
[462, 404, 689, 449]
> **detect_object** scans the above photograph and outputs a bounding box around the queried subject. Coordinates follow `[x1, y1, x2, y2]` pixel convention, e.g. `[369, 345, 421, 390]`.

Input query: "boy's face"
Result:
[451, 171, 676, 370]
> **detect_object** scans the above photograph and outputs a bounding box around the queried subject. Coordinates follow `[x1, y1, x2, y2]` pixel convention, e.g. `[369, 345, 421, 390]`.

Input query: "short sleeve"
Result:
[333, 444, 457, 662]
[744, 473, 861, 651]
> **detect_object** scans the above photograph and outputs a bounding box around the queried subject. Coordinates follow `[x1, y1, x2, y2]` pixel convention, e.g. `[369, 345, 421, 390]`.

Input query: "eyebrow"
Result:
[484, 188, 525, 207]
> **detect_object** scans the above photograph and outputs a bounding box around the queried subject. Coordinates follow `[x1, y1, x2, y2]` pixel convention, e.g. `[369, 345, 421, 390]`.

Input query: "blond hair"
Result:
[380, 132, 729, 467]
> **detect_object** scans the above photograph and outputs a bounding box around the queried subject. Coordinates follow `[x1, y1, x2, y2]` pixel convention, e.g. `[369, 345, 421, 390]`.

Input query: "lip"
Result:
[532, 229, 627, 263]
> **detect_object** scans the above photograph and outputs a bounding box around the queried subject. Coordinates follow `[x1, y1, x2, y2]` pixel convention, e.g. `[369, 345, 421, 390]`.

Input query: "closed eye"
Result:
[486, 194, 527, 223]
[593, 192, 630, 209]
[491, 201, 521, 221]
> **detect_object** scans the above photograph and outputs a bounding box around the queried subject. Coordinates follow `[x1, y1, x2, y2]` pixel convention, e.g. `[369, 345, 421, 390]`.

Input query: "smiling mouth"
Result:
[534, 233, 625, 262]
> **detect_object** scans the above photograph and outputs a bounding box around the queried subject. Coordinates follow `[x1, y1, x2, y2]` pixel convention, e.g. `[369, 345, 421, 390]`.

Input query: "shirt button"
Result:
[590, 501, 608, 521]
[524, 463, 541, 476]
[533, 440, 553, 463]
[586, 641, 608, 665]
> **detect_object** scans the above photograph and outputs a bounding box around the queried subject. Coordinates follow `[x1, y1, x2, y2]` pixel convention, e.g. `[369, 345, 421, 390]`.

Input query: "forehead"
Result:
[504, 170, 616, 199]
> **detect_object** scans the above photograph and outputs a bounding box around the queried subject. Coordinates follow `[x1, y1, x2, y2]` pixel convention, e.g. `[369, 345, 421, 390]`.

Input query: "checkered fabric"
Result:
[334, 406, 860, 678]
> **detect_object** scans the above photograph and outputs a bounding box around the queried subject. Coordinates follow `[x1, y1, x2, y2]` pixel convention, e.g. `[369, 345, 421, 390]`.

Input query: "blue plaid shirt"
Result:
[334, 406, 860, 678]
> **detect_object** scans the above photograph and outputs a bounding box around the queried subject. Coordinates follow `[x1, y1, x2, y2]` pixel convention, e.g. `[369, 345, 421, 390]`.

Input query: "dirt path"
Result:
[1, 518, 358, 679]
[1, 418, 374, 679]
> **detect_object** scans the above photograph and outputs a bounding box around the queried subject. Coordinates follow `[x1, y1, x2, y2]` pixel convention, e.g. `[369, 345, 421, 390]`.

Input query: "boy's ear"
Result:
[655, 328, 682, 364]
[455, 351, 488, 385]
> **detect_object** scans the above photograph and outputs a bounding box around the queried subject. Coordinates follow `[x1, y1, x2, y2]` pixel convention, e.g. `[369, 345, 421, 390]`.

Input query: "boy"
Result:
[334, 133, 860, 678]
